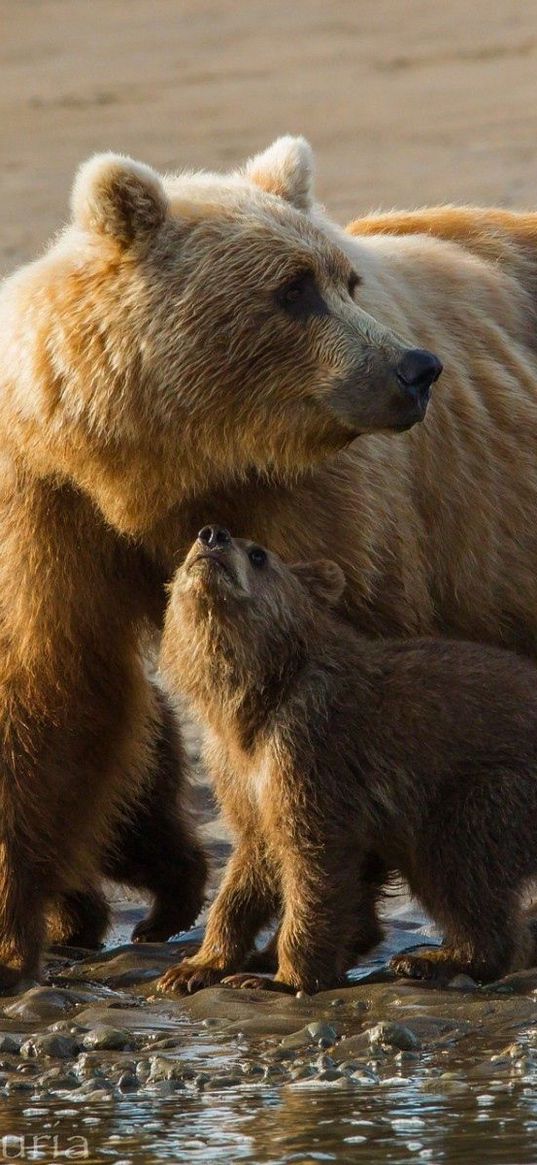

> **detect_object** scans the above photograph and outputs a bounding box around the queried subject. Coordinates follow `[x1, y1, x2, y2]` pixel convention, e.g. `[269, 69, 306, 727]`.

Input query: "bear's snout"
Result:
[395, 349, 443, 419]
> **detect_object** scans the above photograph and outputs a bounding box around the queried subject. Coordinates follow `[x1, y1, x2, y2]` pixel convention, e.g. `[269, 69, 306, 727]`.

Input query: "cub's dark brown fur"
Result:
[158, 526, 537, 995]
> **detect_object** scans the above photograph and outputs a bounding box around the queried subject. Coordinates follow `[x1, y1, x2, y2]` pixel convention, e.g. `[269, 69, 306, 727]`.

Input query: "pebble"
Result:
[143, 1079, 184, 1096]
[38, 1075, 80, 1093]
[48, 1021, 88, 1035]
[351, 1070, 379, 1085]
[280, 1021, 338, 1051]
[394, 1050, 420, 1065]
[140, 1035, 180, 1051]
[448, 974, 478, 990]
[279, 1027, 314, 1051]
[76, 1077, 114, 1095]
[82, 1026, 133, 1051]
[20, 1034, 79, 1060]
[289, 1065, 316, 1080]
[239, 1061, 264, 1077]
[204, 1073, 242, 1090]
[117, 1072, 138, 1093]
[367, 1022, 421, 1052]
[35, 1066, 80, 1088]
[73, 1054, 106, 1081]
[146, 1055, 186, 1083]
[194, 1072, 210, 1089]
[75, 1088, 112, 1102]
[0, 1034, 21, 1054]
[4, 987, 86, 1022]
[5, 1079, 34, 1093]
[306, 1020, 338, 1045]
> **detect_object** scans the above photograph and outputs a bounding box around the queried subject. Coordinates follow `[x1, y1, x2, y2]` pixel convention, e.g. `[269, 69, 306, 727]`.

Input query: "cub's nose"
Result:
[396, 349, 443, 410]
[198, 525, 232, 550]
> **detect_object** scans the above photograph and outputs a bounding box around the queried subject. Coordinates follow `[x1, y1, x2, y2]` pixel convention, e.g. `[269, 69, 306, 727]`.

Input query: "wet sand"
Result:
[0, 935, 536, 1163]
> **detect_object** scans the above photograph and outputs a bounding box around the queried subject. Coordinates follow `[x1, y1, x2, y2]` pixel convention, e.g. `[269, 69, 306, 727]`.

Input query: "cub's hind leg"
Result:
[392, 813, 532, 984]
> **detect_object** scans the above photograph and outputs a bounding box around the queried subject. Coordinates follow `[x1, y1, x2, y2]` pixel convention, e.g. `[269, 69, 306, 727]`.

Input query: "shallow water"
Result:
[4, 1081, 537, 1165]
[1, 907, 537, 1165]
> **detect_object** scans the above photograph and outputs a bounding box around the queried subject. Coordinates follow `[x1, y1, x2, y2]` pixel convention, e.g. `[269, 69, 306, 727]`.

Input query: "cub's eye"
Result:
[248, 546, 267, 569]
[347, 271, 360, 299]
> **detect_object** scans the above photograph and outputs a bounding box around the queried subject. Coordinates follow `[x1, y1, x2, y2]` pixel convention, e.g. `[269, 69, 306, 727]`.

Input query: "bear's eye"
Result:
[248, 546, 267, 569]
[348, 271, 361, 299]
[278, 274, 310, 308]
[275, 272, 328, 320]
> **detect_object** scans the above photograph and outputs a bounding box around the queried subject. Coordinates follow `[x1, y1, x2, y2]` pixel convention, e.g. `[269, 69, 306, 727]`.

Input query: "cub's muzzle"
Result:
[188, 526, 237, 583]
[198, 525, 232, 551]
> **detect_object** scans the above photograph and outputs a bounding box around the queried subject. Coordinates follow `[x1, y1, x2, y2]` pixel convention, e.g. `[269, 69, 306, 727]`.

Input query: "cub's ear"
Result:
[71, 153, 168, 245]
[244, 136, 315, 211]
[291, 559, 346, 606]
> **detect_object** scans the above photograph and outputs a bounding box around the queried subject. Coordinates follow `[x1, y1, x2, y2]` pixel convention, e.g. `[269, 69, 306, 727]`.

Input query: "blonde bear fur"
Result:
[0, 135, 537, 985]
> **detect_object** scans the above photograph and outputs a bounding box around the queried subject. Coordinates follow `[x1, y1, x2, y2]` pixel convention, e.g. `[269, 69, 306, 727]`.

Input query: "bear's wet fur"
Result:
[159, 529, 537, 994]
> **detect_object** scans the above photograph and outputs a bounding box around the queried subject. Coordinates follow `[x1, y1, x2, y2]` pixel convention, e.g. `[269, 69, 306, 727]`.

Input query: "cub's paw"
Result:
[221, 973, 295, 994]
[158, 960, 225, 995]
[390, 947, 462, 984]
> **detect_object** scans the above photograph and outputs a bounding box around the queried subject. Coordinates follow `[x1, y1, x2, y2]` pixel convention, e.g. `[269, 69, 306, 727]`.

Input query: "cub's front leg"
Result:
[158, 841, 279, 994]
[267, 846, 367, 994]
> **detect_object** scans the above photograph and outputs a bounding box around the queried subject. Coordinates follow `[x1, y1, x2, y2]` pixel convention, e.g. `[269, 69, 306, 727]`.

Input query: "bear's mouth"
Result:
[190, 554, 237, 586]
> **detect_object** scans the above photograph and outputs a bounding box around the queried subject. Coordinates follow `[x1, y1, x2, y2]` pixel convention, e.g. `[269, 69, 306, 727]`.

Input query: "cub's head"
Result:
[1, 138, 441, 533]
[162, 525, 345, 699]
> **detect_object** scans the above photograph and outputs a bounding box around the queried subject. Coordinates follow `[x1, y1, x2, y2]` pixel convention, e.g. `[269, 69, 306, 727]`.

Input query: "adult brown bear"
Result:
[0, 134, 535, 989]
[0, 141, 430, 989]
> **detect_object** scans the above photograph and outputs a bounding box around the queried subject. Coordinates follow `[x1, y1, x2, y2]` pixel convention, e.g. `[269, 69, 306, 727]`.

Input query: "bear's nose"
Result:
[396, 349, 443, 410]
[198, 525, 232, 550]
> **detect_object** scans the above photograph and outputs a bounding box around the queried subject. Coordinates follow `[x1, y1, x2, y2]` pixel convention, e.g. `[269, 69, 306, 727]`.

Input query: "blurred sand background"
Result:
[3, 0, 537, 275]
[3, 0, 537, 939]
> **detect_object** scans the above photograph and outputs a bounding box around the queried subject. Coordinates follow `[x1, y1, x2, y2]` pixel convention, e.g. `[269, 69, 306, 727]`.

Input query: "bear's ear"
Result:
[244, 136, 315, 211]
[291, 560, 346, 607]
[71, 153, 168, 246]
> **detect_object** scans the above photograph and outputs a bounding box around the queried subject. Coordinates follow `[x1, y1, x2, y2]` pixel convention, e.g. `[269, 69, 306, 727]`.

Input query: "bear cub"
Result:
[158, 525, 537, 995]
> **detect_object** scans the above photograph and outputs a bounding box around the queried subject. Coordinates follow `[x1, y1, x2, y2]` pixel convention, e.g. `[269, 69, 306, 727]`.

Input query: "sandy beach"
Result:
[3, 0, 537, 275]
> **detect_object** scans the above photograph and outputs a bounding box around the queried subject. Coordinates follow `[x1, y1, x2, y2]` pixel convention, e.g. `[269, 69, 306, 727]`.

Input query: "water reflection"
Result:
[0, 1074, 536, 1165]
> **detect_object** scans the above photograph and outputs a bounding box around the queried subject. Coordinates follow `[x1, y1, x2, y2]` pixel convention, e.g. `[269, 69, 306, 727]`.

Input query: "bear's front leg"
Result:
[0, 850, 47, 990]
[158, 841, 279, 995]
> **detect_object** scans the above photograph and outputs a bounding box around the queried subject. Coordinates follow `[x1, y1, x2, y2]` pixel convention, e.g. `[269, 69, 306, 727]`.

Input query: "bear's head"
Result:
[162, 523, 345, 710]
[0, 139, 441, 534]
